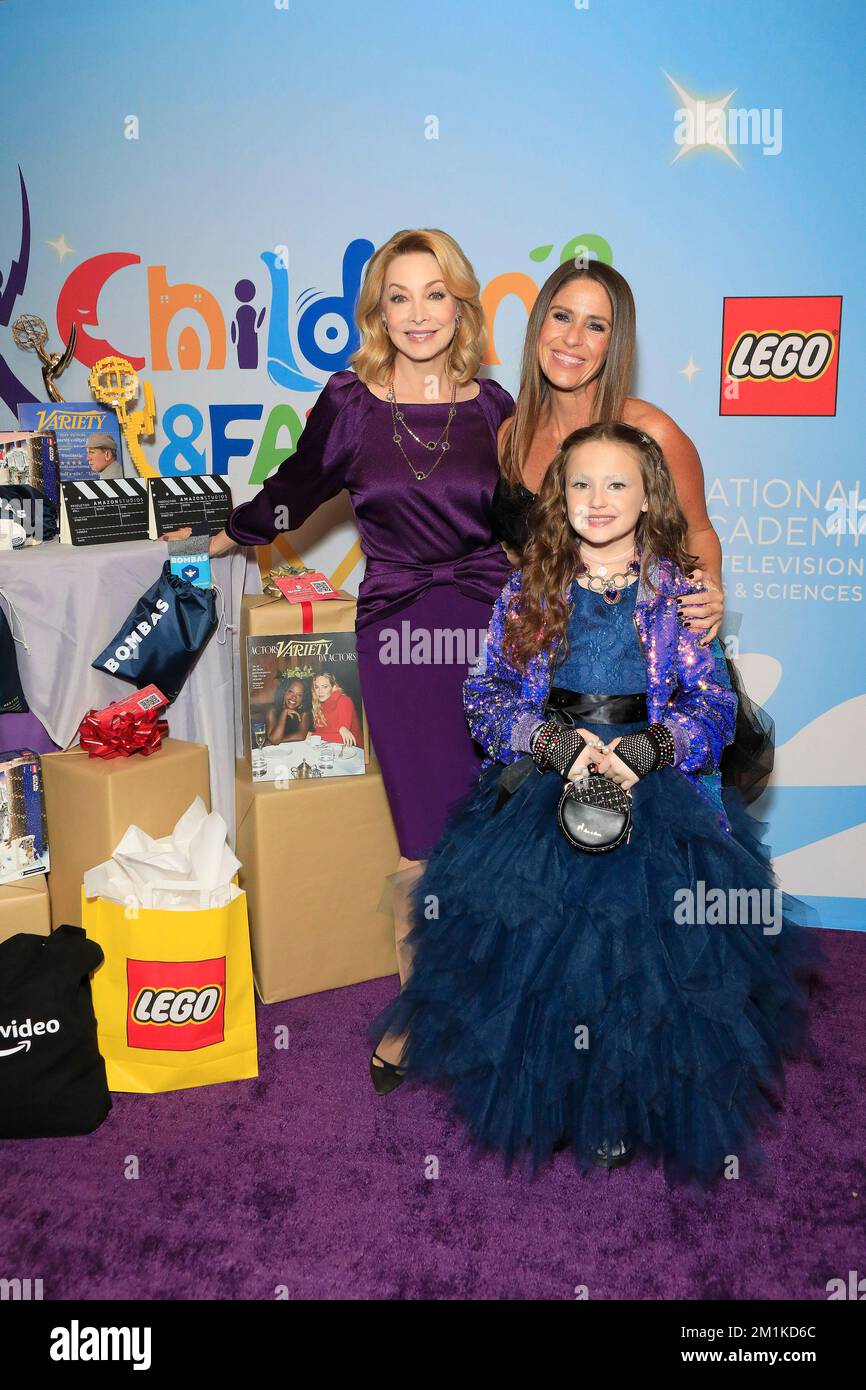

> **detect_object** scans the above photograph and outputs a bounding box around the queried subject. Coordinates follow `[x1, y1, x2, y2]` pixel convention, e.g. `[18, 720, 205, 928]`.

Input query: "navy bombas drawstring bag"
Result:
[91, 561, 217, 703]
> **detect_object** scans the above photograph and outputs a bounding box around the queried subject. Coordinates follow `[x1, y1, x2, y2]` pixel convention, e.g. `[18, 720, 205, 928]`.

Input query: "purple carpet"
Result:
[1, 927, 862, 1301]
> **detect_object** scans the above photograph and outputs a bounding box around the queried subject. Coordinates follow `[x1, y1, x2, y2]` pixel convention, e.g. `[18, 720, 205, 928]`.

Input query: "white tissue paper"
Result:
[83, 797, 242, 911]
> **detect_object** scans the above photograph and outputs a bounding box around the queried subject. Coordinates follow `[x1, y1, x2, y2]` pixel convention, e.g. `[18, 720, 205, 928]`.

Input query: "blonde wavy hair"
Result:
[312, 670, 341, 730]
[351, 228, 486, 388]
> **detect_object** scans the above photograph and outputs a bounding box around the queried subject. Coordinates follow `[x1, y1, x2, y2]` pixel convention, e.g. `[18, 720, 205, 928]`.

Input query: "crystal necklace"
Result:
[575, 546, 641, 605]
[387, 378, 458, 481]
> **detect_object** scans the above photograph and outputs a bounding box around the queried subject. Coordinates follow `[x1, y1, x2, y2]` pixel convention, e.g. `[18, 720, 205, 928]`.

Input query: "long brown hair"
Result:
[503, 422, 699, 672]
[350, 228, 486, 388]
[500, 261, 636, 487]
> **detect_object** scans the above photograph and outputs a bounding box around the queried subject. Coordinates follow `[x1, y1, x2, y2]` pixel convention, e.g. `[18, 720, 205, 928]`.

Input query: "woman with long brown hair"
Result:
[368, 422, 824, 1185]
[493, 260, 724, 639]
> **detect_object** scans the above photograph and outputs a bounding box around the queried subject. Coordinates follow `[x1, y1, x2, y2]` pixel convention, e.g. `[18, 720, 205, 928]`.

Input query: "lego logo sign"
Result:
[720, 295, 842, 416]
[127, 957, 226, 1051]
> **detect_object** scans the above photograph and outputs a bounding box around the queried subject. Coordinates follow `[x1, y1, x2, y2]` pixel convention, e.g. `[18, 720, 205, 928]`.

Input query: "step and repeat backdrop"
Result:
[1, 0, 863, 928]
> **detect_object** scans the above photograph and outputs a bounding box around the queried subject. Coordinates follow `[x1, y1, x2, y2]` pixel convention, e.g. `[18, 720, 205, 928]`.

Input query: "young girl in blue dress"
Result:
[367, 421, 825, 1187]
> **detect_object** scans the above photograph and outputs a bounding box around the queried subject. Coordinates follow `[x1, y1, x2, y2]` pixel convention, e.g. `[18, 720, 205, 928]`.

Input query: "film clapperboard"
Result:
[147, 476, 233, 539]
[59, 477, 150, 545]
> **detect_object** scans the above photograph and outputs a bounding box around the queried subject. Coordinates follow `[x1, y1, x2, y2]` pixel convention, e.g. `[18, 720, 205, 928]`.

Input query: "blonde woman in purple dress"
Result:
[209, 230, 514, 1082]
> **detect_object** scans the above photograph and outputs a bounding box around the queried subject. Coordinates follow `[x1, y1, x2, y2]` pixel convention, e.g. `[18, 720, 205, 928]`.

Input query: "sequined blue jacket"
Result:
[463, 555, 738, 816]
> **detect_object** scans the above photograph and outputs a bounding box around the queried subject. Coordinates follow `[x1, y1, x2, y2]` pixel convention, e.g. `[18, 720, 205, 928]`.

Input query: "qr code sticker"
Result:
[139, 692, 162, 711]
[312, 579, 333, 594]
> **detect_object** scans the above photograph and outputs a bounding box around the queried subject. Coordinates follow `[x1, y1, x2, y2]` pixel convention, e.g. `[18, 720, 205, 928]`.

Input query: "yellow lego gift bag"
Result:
[82, 885, 258, 1094]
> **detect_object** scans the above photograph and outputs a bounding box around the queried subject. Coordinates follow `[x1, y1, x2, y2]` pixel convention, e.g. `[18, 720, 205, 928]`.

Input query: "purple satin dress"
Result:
[226, 369, 514, 858]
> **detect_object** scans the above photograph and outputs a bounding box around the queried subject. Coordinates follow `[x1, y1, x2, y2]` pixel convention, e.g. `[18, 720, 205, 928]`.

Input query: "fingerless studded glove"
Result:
[529, 720, 587, 778]
[611, 722, 676, 779]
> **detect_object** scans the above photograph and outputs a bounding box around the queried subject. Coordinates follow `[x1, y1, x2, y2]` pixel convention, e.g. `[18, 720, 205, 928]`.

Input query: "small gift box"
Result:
[41, 736, 210, 929]
[78, 685, 170, 760]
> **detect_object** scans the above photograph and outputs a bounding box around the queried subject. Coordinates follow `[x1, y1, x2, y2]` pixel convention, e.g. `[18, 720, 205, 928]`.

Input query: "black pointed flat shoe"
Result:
[369, 1050, 407, 1096]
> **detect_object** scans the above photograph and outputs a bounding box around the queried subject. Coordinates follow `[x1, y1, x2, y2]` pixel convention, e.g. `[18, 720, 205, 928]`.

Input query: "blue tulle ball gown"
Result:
[367, 581, 827, 1189]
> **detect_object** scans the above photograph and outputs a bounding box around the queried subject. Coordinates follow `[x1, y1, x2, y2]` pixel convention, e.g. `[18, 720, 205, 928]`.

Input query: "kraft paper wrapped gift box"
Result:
[0, 873, 51, 944]
[240, 590, 372, 761]
[235, 756, 399, 1002]
[41, 739, 211, 930]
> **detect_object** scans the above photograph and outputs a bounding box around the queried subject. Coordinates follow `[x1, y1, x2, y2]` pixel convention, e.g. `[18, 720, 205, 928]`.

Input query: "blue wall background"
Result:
[1, 0, 863, 927]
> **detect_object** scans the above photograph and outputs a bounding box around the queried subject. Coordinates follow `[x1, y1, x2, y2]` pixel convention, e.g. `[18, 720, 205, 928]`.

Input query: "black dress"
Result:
[490, 477, 774, 802]
[491, 475, 536, 554]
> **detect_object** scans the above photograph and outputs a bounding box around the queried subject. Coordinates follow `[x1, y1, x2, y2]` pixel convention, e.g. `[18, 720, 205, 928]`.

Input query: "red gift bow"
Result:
[78, 707, 170, 759]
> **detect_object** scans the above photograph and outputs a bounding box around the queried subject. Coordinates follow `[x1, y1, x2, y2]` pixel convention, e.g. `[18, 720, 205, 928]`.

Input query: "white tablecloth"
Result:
[253, 739, 367, 782]
[0, 539, 261, 846]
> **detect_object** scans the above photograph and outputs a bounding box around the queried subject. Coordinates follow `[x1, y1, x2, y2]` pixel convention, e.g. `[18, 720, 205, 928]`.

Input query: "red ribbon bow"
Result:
[78, 707, 169, 759]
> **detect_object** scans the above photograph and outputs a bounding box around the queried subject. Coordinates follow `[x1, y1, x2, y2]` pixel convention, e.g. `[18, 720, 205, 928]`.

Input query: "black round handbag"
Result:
[557, 771, 632, 853]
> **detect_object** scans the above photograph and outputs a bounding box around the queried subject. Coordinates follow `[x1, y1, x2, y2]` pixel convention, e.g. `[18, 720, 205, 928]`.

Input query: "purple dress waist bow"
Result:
[358, 543, 512, 629]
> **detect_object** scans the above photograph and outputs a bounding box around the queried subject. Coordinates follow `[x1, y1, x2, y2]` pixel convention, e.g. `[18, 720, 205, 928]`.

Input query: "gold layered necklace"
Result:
[387, 377, 458, 481]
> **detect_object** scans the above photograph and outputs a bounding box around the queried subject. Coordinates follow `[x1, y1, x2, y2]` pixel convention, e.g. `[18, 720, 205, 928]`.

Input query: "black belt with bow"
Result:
[492, 688, 648, 814]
